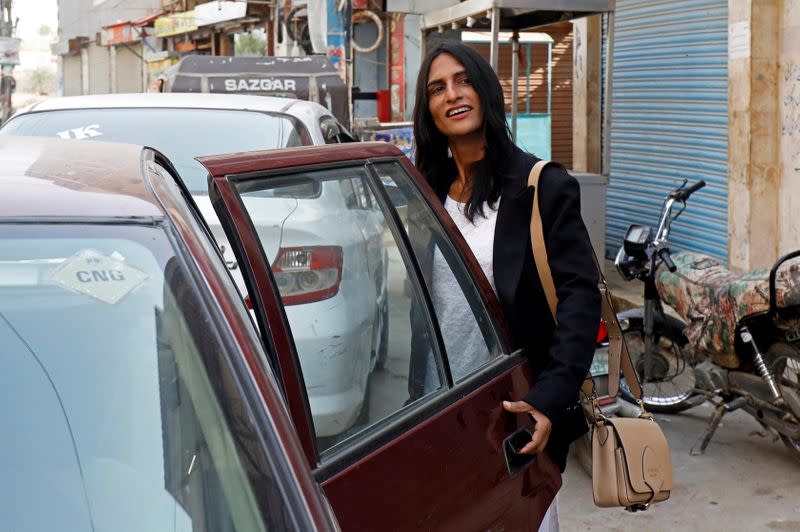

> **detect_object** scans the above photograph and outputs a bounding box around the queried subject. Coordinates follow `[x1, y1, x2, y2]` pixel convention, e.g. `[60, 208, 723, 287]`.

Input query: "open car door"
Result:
[199, 142, 560, 530]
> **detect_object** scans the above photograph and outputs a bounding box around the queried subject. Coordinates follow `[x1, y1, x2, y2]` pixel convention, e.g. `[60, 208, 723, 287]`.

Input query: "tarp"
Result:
[163, 55, 349, 128]
[657, 251, 800, 368]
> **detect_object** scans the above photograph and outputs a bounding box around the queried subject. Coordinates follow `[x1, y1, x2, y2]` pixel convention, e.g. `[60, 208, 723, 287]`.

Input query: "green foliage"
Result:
[236, 32, 266, 56]
[38, 24, 52, 36]
[28, 67, 54, 94]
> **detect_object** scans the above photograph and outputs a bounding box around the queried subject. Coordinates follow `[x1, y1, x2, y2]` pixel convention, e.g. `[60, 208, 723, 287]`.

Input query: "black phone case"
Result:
[502, 426, 536, 477]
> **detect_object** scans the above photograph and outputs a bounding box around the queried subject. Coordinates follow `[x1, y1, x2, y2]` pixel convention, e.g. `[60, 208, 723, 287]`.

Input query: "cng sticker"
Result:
[48, 249, 148, 304]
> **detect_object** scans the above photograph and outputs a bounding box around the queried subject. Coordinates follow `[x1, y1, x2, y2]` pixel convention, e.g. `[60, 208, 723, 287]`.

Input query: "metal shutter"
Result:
[88, 44, 111, 94]
[605, 0, 729, 262]
[62, 55, 82, 96]
[115, 44, 143, 93]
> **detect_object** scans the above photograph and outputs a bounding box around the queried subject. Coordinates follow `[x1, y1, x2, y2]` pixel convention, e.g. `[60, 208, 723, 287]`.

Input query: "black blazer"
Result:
[409, 145, 601, 472]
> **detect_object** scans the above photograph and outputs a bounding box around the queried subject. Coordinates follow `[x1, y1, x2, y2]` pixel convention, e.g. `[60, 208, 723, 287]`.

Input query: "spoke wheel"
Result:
[768, 342, 800, 460]
[619, 323, 699, 413]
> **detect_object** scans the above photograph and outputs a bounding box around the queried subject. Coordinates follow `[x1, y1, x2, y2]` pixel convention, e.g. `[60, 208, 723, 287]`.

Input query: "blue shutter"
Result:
[605, 0, 729, 262]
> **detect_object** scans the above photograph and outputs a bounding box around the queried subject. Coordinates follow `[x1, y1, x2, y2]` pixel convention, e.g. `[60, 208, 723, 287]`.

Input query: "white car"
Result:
[1, 93, 388, 439]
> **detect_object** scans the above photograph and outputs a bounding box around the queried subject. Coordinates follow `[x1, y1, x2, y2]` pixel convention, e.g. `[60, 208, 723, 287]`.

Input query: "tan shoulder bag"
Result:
[528, 160, 673, 512]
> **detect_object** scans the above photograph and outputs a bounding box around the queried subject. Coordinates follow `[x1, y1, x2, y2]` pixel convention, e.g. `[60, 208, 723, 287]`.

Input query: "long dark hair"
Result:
[413, 42, 514, 221]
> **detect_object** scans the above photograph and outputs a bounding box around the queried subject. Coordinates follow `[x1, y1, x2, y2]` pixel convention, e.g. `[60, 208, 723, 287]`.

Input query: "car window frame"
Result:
[312, 156, 527, 483]
[313, 156, 524, 478]
[202, 145, 525, 482]
[366, 159, 510, 369]
[145, 149, 337, 530]
[386, 155, 515, 348]
[210, 158, 456, 433]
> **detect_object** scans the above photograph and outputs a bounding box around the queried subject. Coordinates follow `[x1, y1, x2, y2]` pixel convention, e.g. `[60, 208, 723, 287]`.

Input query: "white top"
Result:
[424, 196, 499, 390]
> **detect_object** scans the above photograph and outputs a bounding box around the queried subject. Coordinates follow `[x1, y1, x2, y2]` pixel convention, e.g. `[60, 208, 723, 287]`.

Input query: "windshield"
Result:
[0, 108, 307, 194]
[0, 223, 289, 532]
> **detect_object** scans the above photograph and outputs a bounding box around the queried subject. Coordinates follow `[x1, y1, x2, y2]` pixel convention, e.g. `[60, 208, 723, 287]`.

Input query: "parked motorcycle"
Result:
[612, 179, 800, 457]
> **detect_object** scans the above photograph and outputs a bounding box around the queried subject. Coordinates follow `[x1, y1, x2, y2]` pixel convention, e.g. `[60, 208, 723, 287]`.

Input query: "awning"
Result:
[104, 24, 134, 45]
[420, 0, 616, 175]
[195, 1, 247, 26]
[421, 0, 614, 31]
[103, 10, 165, 45]
[104, 20, 145, 45]
[132, 11, 166, 27]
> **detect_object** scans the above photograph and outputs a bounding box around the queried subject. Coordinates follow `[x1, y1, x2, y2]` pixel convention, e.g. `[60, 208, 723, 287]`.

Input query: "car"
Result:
[0, 92, 387, 439]
[0, 136, 560, 530]
[0, 136, 338, 531]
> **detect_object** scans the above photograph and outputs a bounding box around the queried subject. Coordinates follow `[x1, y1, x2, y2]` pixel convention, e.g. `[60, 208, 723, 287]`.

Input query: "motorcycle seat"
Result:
[656, 252, 800, 368]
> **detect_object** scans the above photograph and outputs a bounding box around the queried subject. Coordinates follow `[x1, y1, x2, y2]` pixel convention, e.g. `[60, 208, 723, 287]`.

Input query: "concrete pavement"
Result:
[560, 402, 800, 531]
[560, 262, 800, 530]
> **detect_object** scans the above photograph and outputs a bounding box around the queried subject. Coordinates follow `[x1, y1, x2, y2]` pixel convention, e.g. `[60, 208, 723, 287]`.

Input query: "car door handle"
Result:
[502, 427, 536, 477]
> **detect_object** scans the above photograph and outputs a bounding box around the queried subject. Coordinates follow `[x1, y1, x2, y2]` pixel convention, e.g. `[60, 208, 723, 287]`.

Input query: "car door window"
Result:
[235, 167, 448, 454]
[372, 161, 505, 382]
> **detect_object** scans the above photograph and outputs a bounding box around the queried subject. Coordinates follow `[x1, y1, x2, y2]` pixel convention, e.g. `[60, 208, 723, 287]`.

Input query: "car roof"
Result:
[0, 136, 164, 219]
[18, 92, 327, 116]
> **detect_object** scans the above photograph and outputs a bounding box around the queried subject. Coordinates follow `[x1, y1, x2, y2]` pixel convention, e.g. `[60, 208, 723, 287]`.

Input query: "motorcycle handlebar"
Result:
[685, 180, 706, 196]
[670, 180, 706, 201]
[658, 248, 677, 272]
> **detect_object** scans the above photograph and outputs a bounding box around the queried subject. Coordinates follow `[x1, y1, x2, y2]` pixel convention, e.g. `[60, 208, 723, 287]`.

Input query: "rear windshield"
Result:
[1, 108, 307, 194]
[0, 223, 289, 531]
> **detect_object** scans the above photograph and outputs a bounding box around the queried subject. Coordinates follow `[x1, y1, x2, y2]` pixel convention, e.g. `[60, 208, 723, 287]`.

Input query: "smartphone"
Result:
[507, 426, 533, 454]
[502, 426, 536, 477]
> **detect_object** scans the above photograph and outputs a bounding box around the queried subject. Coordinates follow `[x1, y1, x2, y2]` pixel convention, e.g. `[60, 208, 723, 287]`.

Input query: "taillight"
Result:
[596, 319, 609, 345]
[271, 246, 343, 305]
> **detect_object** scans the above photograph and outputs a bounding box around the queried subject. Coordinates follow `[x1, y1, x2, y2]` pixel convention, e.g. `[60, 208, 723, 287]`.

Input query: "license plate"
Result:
[590, 345, 609, 376]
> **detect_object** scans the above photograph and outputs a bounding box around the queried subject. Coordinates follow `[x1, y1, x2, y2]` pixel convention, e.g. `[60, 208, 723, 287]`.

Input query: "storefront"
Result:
[102, 13, 162, 94]
[152, 3, 267, 57]
[604, 0, 729, 261]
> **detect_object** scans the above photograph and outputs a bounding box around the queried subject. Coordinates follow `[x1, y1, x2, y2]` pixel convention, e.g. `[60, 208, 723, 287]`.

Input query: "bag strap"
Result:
[528, 160, 558, 324]
[526, 161, 644, 407]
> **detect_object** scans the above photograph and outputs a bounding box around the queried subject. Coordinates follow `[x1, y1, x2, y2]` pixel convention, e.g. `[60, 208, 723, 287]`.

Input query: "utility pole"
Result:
[0, 0, 17, 124]
[0, 0, 9, 37]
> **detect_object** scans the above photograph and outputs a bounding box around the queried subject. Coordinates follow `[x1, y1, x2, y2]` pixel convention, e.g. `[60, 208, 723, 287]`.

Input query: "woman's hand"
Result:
[502, 400, 553, 455]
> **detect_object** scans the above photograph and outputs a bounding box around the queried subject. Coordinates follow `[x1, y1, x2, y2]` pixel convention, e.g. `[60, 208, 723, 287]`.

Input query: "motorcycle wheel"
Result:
[619, 318, 700, 413]
[767, 343, 800, 459]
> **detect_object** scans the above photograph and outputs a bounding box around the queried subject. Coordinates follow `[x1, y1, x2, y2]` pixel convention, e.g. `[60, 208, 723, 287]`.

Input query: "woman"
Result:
[412, 42, 600, 528]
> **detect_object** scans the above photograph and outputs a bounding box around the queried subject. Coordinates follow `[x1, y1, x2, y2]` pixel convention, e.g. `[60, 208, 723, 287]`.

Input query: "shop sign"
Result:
[388, 13, 405, 121]
[196, 1, 247, 26]
[217, 77, 299, 93]
[0, 37, 21, 66]
[155, 10, 198, 38]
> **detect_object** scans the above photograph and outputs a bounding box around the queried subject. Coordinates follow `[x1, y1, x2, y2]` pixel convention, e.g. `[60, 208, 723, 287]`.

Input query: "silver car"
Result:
[1, 93, 387, 442]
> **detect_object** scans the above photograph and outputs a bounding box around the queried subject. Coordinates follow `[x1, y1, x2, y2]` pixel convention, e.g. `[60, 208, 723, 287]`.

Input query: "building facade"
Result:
[54, 0, 162, 96]
[573, 0, 800, 271]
